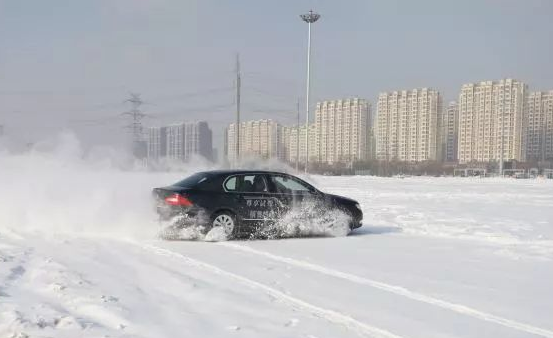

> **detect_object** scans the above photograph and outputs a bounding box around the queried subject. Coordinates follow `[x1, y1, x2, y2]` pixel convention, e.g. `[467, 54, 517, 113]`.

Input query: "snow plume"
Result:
[158, 213, 217, 241]
[159, 205, 351, 242]
[255, 200, 352, 239]
[237, 156, 296, 173]
[147, 153, 217, 172]
[158, 210, 238, 242]
[0, 132, 208, 239]
[0, 134, 349, 241]
[159, 201, 352, 242]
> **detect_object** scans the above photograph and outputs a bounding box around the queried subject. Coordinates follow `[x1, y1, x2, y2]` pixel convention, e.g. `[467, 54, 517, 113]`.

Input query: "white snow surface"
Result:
[1, 138, 553, 338]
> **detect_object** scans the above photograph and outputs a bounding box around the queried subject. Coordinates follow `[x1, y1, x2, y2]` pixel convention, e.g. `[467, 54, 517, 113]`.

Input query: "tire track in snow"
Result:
[219, 242, 553, 338]
[141, 244, 404, 338]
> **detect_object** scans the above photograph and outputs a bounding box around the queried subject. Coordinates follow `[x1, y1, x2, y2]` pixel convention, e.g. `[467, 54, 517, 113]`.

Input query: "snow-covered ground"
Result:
[1, 140, 553, 338]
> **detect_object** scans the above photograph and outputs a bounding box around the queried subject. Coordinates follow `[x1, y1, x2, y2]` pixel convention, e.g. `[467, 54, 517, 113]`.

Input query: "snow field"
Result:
[1, 134, 553, 337]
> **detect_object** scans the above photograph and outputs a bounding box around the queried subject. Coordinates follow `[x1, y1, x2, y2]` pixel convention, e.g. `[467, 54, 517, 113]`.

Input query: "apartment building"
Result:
[546, 92, 553, 161]
[284, 124, 318, 164]
[165, 124, 185, 160]
[148, 121, 212, 162]
[458, 79, 527, 163]
[376, 88, 442, 162]
[147, 126, 167, 160]
[226, 119, 284, 162]
[184, 121, 213, 161]
[315, 98, 371, 164]
[526, 91, 553, 161]
[442, 101, 459, 162]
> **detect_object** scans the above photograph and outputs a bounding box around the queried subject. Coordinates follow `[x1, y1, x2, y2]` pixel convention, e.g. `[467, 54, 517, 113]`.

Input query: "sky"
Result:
[1, 0, 553, 152]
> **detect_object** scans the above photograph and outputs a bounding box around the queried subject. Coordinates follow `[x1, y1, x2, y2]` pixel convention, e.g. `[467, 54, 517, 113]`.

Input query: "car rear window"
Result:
[174, 173, 208, 188]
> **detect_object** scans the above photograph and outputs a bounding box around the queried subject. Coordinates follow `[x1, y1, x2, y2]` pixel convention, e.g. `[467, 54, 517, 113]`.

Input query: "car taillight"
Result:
[164, 193, 193, 207]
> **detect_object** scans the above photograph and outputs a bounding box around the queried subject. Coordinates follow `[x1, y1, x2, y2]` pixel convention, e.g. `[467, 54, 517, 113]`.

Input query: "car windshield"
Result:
[173, 173, 209, 188]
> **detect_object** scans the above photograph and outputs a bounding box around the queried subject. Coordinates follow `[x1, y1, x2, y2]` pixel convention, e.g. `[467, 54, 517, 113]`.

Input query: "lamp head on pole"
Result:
[300, 10, 320, 23]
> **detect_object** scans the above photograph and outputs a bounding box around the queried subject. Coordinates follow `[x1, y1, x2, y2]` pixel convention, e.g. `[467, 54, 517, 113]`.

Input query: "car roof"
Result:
[198, 169, 292, 177]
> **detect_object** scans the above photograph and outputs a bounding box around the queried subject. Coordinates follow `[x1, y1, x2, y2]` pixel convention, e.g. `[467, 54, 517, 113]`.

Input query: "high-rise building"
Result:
[546, 93, 553, 161]
[0, 124, 4, 137]
[442, 101, 459, 162]
[458, 79, 527, 163]
[376, 88, 442, 162]
[315, 98, 371, 164]
[526, 91, 553, 162]
[147, 126, 167, 160]
[184, 121, 213, 161]
[226, 119, 284, 162]
[166, 124, 186, 160]
[284, 124, 318, 165]
[148, 121, 212, 162]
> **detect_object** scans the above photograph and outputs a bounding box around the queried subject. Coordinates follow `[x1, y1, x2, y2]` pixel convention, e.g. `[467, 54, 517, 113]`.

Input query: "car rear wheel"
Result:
[211, 211, 236, 237]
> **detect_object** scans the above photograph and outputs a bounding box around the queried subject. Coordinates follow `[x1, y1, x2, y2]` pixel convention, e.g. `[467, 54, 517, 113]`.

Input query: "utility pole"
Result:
[300, 10, 320, 173]
[296, 99, 300, 171]
[235, 54, 241, 167]
[122, 93, 147, 158]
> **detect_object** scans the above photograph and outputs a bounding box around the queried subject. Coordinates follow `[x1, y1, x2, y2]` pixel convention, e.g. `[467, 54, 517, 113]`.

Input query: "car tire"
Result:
[210, 211, 237, 238]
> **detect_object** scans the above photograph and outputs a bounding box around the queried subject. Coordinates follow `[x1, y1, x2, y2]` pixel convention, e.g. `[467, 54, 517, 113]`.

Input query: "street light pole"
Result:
[235, 54, 241, 167]
[300, 10, 320, 173]
[296, 98, 300, 172]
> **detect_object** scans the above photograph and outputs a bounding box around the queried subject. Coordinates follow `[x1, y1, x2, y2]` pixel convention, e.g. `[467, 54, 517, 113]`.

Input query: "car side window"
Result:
[270, 175, 311, 193]
[224, 176, 237, 191]
[240, 175, 267, 193]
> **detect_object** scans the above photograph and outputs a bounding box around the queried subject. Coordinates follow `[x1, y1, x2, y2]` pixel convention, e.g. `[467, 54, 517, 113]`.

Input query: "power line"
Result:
[149, 103, 235, 118]
[0, 71, 235, 97]
[63, 86, 234, 120]
[146, 86, 235, 103]
[68, 101, 236, 127]
[242, 72, 301, 87]
[243, 85, 299, 104]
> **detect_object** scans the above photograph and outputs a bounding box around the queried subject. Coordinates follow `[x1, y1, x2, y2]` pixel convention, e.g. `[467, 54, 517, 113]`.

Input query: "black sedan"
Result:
[153, 170, 362, 238]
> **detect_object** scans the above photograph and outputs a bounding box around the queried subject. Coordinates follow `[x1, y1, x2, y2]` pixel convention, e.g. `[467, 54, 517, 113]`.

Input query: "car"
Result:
[152, 170, 363, 238]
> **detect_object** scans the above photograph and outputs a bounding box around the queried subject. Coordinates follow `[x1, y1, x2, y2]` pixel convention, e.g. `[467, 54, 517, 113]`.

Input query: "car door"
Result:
[266, 174, 323, 219]
[233, 174, 277, 232]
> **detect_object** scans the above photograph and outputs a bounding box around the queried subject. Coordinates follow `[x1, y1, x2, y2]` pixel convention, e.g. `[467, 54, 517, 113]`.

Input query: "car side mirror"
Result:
[309, 187, 319, 195]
